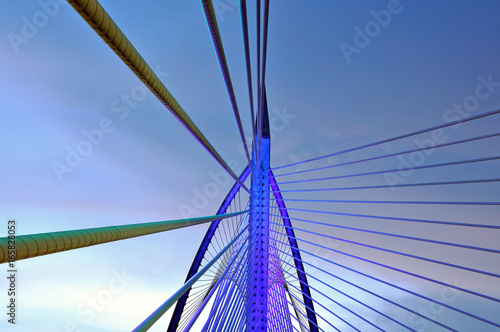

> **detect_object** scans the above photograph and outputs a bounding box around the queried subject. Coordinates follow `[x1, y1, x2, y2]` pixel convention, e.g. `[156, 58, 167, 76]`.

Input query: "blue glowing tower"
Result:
[247, 90, 272, 330]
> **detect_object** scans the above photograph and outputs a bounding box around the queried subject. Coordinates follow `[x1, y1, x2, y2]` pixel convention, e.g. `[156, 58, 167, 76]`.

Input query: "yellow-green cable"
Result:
[0, 211, 247, 264]
[66, 0, 250, 193]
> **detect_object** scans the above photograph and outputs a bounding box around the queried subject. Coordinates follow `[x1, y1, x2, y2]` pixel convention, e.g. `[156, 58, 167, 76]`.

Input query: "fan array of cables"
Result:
[28, 1, 498, 331]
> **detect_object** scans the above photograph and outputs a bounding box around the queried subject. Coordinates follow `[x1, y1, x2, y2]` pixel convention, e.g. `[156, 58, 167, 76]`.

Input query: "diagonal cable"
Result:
[66, 0, 250, 194]
[267, 212, 500, 254]
[272, 108, 500, 170]
[268, 178, 500, 193]
[240, 0, 257, 167]
[0, 211, 247, 264]
[201, 0, 254, 177]
[132, 226, 248, 332]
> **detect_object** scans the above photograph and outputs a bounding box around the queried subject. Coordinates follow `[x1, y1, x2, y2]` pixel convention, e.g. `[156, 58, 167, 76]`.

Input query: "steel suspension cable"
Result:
[267, 208, 499, 229]
[221, 276, 249, 332]
[201, 0, 254, 177]
[271, 133, 500, 179]
[263, 280, 314, 332]
[280, 261, 398, 331]
[210, 222, 249, 332]
[285, 284, 314, 332]
[268, 220, 500, 279]
[272, 237, 500, 329]
[185, 234, 248, 331]
[272, 154, 500, 184]
[266, 255, 373, 332]
[256, 0, 262, 163]
[270, 198, 500, 206]
[239, 0, 257, 166]
[203, 237, 248, 331]
[268, 230, 500, 304]
[269, 170, 320, 331]
[167, 166, 250, 332]
[271, 108, 500, 171]
[0, 211, 246, 264]
[258, 0, 270, 150]
[267, 178, 500, 193]
[207, 260, 249, 332]
[211, 263, 249, 332]
[66, 0, 250, 194]
[271, 243, 445, 331]
[267, 212, 500, 254]
[132, 225, 248, 332]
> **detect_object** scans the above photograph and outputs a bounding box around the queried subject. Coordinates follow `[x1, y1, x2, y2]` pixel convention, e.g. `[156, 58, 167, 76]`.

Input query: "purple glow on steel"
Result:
[269, 170, 319, 332]
[167, 165, 251, 332]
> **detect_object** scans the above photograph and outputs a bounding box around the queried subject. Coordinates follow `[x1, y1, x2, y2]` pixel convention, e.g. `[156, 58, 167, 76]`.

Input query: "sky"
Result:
[1, 1, 500, 331]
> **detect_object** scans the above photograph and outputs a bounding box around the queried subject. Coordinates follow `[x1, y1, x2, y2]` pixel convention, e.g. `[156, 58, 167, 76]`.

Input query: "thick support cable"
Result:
[201, 0, 254, 176]
[65, 0, 250, 194]
[257, 0, 270, 164]
[0, 211, 246, 264]
[260, 0, 270, 95]
[256, 0, 262, 163]
[272, 108, 500, 170]
[240, 0, 257, 163]
[167, 166, 250, 331]
[269, 170, 319, 332]
[132, 226, 248, 332]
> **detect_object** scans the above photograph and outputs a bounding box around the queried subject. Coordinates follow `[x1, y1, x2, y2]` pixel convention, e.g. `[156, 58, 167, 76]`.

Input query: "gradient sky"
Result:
[1, 1, 500, 331]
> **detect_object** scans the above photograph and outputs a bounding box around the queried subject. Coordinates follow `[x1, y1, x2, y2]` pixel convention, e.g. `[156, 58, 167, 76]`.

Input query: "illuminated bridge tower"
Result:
[246, 92, 277, 330]
[4, 1, 500, 332]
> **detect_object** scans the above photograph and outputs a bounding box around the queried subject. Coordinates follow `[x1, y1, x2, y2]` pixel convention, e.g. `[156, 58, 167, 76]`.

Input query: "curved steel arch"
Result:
[167, 165, 251, 332]
[270, 170, 319, 332]
[166, 166, 319, 331]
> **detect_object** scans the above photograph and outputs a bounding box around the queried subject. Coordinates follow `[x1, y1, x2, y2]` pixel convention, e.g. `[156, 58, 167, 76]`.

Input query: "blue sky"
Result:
[1, 1, 500, 331]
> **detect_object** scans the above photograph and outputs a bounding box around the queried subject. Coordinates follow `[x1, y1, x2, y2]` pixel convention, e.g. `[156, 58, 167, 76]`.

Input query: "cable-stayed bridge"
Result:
[1, 1, 499, 331]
